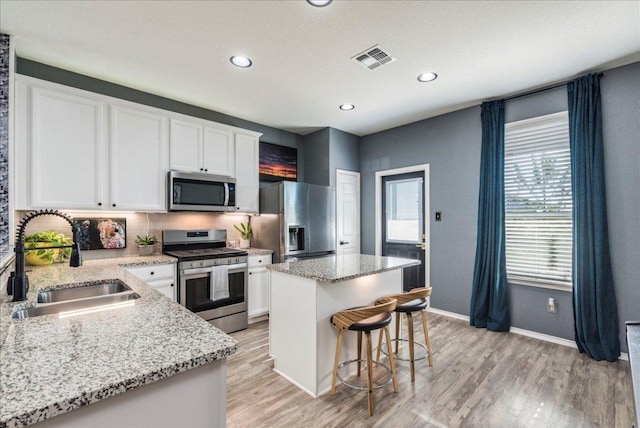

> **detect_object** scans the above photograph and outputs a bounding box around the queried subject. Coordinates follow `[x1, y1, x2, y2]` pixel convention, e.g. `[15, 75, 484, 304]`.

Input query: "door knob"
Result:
[339, 241, 349, 245]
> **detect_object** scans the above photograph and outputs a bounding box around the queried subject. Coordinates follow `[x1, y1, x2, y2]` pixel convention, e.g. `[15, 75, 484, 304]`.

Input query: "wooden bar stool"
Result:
[330, 297, 399, 416]
[376, 287, 434, 382]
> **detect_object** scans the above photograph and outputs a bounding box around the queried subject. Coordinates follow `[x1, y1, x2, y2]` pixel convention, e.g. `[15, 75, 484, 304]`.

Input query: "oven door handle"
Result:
[182, 267, 213, 276]
[182, 263, 247, 276]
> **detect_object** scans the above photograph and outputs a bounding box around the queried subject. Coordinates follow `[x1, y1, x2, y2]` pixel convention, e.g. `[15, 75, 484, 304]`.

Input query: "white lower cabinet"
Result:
[126, 263, 177, 301]
[248, 254, 272, 319]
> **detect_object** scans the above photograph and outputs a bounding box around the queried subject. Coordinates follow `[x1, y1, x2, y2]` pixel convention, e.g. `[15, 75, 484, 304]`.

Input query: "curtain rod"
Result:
[503, 72, 605, 102]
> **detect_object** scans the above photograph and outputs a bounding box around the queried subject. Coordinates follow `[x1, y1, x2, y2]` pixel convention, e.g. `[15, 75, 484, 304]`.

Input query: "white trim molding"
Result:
[429, 307, 629, 361]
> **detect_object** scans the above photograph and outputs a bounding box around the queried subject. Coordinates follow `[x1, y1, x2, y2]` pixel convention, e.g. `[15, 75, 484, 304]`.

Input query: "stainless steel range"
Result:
[163, 229, 248, 333]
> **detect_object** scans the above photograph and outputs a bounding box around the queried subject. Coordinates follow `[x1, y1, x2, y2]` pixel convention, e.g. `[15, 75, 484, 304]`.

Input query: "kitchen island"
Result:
[267, 254, 420, 397]
[0, 256, 237, 428]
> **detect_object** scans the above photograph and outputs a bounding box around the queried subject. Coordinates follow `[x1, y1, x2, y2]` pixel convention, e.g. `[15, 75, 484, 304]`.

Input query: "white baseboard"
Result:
[248, 313, 269, 325]
[429, 307, 629, 361]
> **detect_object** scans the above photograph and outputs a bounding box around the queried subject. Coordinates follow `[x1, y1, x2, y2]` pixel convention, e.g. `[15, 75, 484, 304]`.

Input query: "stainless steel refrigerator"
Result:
[251, 182, 336, 263]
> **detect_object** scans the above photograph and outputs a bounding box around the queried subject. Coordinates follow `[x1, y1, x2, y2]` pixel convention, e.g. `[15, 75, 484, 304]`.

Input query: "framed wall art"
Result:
[259, 142, 297, 182]
[73, 218, 127, 250]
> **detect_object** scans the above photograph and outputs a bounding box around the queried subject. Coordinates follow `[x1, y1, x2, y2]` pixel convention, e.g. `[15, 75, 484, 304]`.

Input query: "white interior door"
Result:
[336, 169, 360, 255]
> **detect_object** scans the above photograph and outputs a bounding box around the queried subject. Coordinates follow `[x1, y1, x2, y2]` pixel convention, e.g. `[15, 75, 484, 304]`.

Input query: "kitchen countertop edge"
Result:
[266, 254, 420, 283]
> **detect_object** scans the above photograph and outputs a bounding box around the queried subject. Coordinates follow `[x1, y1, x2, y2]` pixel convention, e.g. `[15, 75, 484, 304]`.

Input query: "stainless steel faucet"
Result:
[9, 209, 82, 302]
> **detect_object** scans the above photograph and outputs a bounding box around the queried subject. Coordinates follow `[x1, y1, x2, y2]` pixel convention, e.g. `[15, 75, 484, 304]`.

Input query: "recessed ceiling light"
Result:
[417, 72, 438, 82]
[307, 0, 333, 7]
[340, 104, 355, 111]
[230, 56, 252, 68]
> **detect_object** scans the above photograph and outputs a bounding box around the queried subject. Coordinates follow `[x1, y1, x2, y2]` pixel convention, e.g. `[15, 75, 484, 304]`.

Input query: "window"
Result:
[385, 177, 423, 243]
[504, 111, 572, 289]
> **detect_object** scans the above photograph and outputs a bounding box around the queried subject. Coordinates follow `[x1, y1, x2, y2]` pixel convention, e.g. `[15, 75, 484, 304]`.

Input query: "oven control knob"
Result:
[199, 261, 205, 267]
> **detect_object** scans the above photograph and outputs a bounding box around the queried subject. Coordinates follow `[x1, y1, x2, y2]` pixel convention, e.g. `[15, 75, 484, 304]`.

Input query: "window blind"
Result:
[504, 111, 572, 288]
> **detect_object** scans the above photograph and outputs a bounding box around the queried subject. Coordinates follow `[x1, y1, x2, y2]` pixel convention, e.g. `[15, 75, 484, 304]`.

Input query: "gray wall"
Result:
[301, 127, 360, 187]
[301, 128, 330, 186]
[601, 62, 640, 353]
[16, 58, 305, 181]
[360, 61, 640, 353]
[329, 128, 360, 187]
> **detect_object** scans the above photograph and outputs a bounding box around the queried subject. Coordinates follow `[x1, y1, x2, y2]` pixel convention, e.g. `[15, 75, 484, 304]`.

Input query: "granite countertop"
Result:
[267, 254, 420, 283]
[0, 255, 238, 428]
[244, 248, 274, 256]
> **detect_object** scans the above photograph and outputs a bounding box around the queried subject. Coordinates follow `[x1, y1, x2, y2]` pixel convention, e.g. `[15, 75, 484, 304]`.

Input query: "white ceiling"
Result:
[1, 1, 639, 136]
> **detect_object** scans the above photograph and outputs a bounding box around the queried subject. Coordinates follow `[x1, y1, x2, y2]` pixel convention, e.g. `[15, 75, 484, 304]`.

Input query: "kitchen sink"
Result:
[12, 292, 140, 319]
[37, 280, 132, 303]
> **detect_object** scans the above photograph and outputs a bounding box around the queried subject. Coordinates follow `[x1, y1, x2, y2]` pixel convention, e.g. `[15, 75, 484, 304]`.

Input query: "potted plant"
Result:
[233, 222, 252, 249]
[24, 230, 73, 266]
[135, 234, 158, 256]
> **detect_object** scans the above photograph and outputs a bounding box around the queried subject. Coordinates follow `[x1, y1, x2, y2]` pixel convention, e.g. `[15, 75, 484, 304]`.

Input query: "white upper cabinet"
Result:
[15, 76, 169, 212]
[110, 105, 168, 211]
[28, 85, 105, 209]
[203, 126, 235, 177]
[234, 131, 260, 213]
[169, 120, 202, 173]
[15, 75, 262, 213]
[170, 119, 234, 176]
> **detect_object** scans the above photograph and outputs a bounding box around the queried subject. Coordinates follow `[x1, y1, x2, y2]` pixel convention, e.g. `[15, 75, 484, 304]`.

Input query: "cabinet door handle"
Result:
[249, 272, 252, 275]
[97, 202, 102, 206]
[150, 272, 154, 275]
[205, 169, 208, 172]
[171, 283, 174, 287]
[112, 203, 116, 207]
[200, 168, 204, 171]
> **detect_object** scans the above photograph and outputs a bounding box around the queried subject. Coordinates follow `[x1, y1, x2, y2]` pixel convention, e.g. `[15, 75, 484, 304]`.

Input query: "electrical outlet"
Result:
[547, 297, 557, 313]
[435, 211, 442, 222]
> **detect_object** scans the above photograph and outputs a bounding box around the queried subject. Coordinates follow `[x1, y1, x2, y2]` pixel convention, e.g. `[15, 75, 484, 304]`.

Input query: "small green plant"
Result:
[25, 230, 72, 264]
[135, 235, 158, 246]
[233, 222, 252, 239]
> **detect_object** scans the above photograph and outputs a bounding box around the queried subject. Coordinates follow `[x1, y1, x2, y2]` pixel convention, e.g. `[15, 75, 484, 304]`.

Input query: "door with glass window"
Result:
[382, 171, 425, 291]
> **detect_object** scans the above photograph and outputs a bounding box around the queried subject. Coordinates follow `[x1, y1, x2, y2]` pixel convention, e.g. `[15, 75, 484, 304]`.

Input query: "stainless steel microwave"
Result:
[168, 171, 236, 212]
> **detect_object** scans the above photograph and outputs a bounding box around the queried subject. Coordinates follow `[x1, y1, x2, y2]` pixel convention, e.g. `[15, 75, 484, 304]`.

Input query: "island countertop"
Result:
[267, 253, 420, 283]
[0, 256, 238, 428]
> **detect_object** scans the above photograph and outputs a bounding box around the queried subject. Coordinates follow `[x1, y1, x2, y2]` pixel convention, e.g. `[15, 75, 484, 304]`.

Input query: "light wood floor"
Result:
[226, 314, 635, 427]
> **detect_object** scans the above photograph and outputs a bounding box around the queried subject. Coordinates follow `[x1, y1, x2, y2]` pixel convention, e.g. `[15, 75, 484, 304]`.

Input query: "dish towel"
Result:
[210, 265, 230, 301]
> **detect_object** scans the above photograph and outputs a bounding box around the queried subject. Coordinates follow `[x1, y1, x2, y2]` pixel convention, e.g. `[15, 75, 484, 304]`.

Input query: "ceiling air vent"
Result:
[352, 45, 396, 70]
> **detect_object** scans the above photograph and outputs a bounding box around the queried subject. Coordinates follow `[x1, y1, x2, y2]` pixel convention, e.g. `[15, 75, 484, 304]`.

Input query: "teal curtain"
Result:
[470, 100, 510, 332]
[568, 74, 620, 361]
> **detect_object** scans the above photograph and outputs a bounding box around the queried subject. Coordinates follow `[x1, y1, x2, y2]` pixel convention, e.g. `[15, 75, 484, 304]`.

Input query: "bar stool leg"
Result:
[420, 310, 434, 366]
[331, 330, 344, 395]
[395, 312, 400, 354]
[376, 328, 383, 363]
[357, 331, 363, 376]
[365, 331, 374, 416]
[407, 312, 416, 382]
[383, 326, 399, 393]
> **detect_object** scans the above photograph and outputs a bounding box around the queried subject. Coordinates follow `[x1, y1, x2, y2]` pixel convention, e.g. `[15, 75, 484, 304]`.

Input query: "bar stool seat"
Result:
[330, 297, 399, 416]
[348, 313, 393, 331]
[395, 298, 428, 312]
[377, 287, 434, 383]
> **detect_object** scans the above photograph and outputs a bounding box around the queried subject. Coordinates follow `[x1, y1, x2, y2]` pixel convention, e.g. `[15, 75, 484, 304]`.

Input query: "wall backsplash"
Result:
[16, 211, 250, 259]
